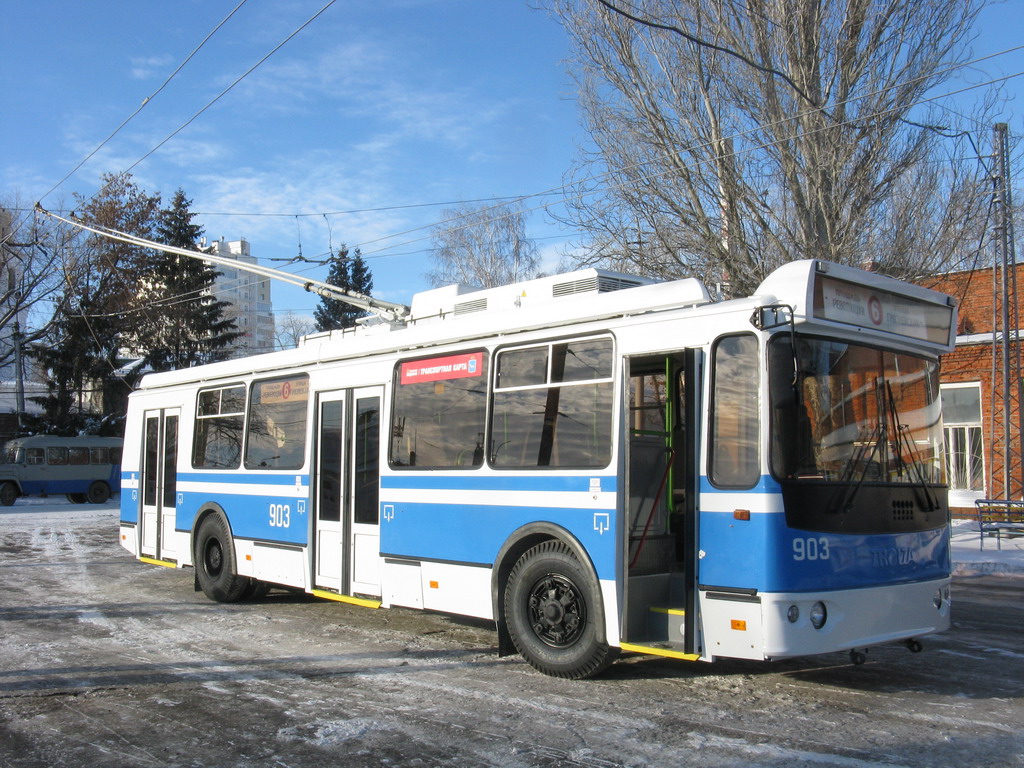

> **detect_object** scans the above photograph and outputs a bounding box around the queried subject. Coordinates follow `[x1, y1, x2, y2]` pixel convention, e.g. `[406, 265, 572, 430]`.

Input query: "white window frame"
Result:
[940, 381, 985, 505]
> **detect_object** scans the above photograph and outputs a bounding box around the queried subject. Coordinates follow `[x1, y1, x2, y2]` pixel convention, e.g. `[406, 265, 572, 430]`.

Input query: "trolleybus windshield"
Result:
[769, 336, 944, 487]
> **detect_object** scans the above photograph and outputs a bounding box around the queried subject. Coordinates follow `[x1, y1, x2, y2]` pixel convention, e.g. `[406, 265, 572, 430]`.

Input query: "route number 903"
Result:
[792, 537, 830, 561]
[269, 503, 291, 528]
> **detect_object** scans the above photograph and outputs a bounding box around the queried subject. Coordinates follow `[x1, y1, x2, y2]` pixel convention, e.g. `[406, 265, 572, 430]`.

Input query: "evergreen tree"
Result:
[313, 246, 374, 332]
[27, 310, 93, 436]
[142, 188, 241, 371]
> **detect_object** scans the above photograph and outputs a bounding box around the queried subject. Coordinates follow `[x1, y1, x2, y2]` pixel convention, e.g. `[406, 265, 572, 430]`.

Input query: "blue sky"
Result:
[2, 0, 1023, 321]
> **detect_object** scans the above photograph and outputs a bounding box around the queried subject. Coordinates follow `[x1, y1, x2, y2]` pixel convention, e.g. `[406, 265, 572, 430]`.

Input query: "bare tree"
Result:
[0, 202, 77, 369]
[429, 202, 541, 288]
[275, 311, 316, 349]
[548, 0, 994, 295]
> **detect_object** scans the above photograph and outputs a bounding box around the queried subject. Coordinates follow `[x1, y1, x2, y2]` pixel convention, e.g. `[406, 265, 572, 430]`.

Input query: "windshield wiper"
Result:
[834, 382, 888, 513]
[885, 381, 941, 512]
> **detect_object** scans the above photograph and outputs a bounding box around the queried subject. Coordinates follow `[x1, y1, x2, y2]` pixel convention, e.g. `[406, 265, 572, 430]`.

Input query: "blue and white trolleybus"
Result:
[119, 259, 955, 678]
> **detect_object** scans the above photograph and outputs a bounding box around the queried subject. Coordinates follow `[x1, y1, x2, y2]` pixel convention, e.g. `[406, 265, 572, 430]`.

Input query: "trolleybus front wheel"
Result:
[504, 540, 617, 679]
[194, 514, 251, 602]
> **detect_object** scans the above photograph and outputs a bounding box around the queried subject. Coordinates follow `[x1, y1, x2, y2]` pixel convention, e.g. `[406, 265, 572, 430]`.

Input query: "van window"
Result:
[69, 447, 89, 465]
[47, 447, 68, 466]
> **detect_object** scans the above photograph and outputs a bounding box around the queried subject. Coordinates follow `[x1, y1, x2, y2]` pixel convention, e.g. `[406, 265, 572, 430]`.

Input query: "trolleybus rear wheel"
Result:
[194, 514, 250, 602]
[504, 540, 617, 679]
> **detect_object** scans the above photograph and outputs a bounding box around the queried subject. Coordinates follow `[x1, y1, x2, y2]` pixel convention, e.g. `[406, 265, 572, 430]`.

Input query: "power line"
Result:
[36, 0, 251, 206]
[193, 193, 563, 218]
[119, 0, 339, 180]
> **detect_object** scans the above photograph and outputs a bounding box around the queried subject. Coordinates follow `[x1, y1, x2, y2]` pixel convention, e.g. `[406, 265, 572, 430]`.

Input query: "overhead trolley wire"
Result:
[117, 0, 339, 180]
[35, 0, 252, 207]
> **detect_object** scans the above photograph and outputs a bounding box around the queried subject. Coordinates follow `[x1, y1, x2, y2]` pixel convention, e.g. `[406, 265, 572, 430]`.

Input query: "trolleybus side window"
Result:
[193, 384, 246, 469]
[245, 375, 310, 470]
[710, 334, 760, 488]
[389, 350, 488, 469]
[491, 336, 614, 469]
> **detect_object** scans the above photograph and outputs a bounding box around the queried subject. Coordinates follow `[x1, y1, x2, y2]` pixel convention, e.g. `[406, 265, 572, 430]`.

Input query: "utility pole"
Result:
[989, 123, 1023, 499]
[13, 320, 24, 430]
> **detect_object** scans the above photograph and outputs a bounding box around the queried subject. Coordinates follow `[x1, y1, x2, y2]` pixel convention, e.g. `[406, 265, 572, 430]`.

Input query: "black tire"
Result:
[504, 540, 618, 679]
[0, 482, 18, 506]
[194, 514, 251, 602]
[86, 481, 110, 504]
[67, 493, 87, 504]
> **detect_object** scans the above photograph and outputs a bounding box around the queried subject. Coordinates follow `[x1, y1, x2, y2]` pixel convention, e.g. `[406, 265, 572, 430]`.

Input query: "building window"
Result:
[940, 383, 984, 492]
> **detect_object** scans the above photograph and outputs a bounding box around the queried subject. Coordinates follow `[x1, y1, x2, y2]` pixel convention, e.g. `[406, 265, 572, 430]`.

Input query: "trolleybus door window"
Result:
[709, 334, 760, 488]
[141, 409, 180, 561]
[315, 392, 346, 591]
[314, 387, 383, 597]
[622, 350, 701, 651]
[349, 389, 382, 596]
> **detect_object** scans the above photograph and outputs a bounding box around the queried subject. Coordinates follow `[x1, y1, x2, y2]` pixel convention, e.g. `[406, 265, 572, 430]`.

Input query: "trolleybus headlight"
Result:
[810, 601, 827, 630]
[787, 605, 800, 623]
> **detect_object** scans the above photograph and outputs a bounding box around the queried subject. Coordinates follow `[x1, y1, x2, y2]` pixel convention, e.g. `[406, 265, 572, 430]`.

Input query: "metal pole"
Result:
[13, 321, 24, 429]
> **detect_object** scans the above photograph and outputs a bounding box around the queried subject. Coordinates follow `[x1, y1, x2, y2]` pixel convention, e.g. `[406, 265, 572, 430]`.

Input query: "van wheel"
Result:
[504, 540, 618, 679]
[86, 481, 110, 504]
[194, 514, 250, 602]
[67, 493, 87, 504]
[0, 482, 18, 506]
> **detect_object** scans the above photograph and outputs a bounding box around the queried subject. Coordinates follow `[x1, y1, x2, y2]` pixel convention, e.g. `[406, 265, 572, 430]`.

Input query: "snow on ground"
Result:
[950, 516, 1024, 575]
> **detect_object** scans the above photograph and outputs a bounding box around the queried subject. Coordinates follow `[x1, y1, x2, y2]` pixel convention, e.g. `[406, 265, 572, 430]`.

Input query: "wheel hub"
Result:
[205, 541, 223, 575]
[527, 574, 585, 648]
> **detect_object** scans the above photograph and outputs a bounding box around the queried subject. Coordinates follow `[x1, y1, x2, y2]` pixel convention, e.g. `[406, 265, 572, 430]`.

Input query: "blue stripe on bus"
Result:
[381, 474, 617, 493]
[698, 508, 950, 592]
[381, 500, 618, 579]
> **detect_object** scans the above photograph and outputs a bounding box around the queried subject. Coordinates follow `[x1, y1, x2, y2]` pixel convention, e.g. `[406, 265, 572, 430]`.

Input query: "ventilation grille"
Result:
[552, 275, 644, 297]
[454, 298, 488, 315]
[891, 499, 915, 522]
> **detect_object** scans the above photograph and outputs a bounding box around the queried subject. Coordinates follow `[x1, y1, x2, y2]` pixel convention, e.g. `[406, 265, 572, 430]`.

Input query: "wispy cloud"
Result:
[129, 54, 175, 81]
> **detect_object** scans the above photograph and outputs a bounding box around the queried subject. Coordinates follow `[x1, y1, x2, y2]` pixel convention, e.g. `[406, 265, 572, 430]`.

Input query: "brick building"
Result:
[927, 264, 1024, 511]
